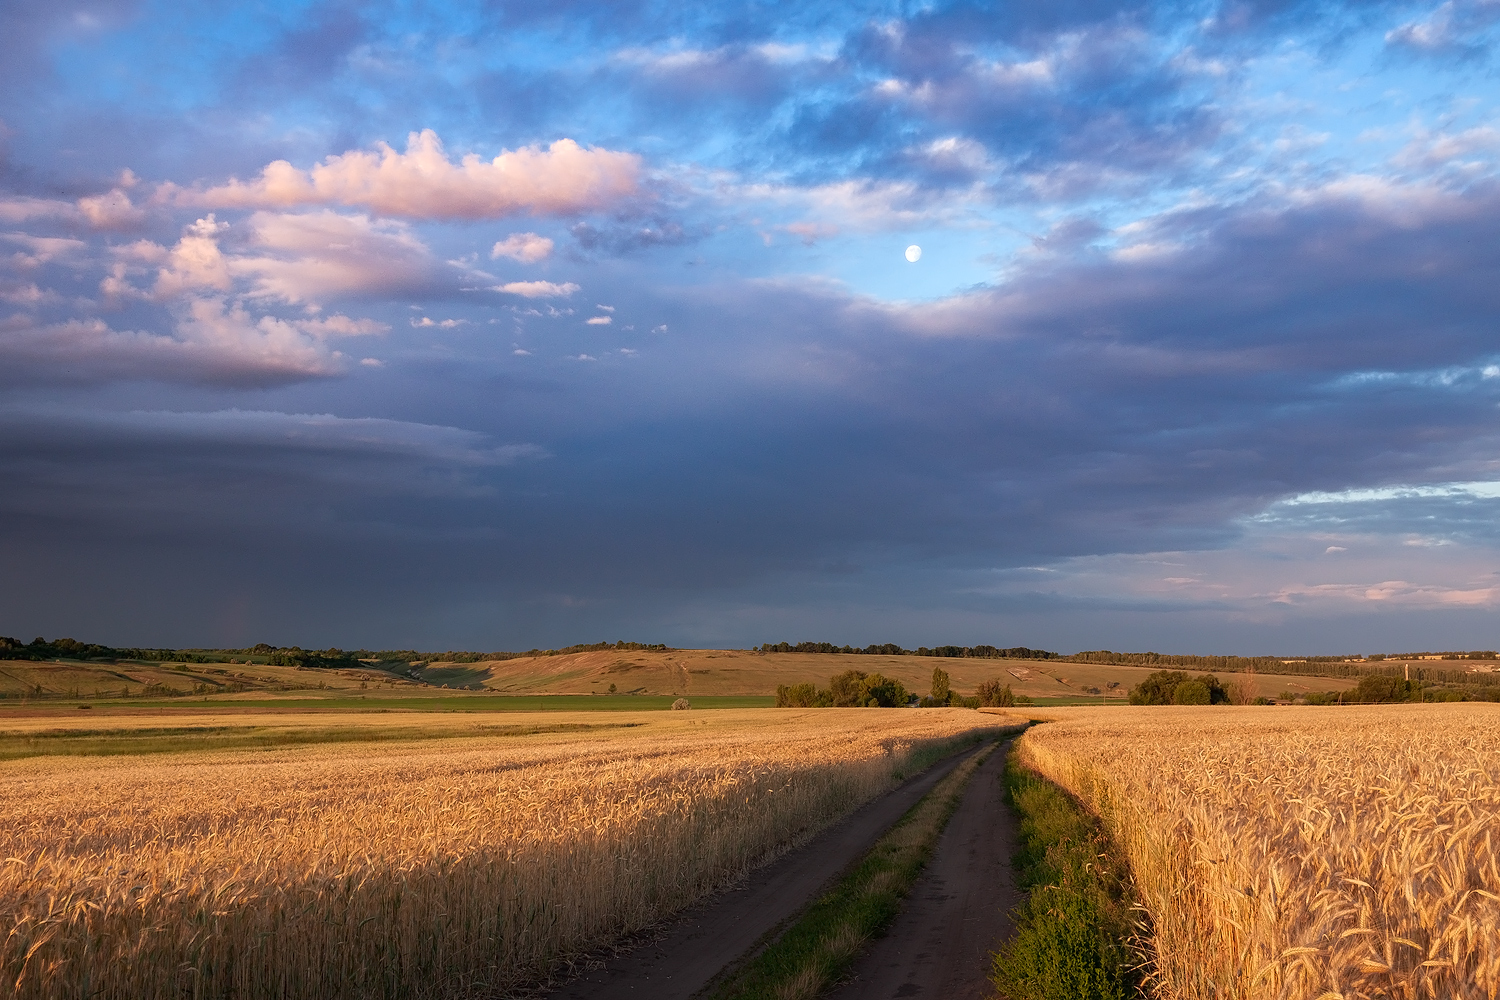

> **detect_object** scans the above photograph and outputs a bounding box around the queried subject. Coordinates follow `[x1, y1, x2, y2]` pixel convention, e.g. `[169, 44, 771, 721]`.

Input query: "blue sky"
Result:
[3, 0, 1500, 653]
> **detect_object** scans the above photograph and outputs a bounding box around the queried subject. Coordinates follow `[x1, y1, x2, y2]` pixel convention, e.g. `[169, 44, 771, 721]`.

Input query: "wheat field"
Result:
[1018, 704, 1500, 1000]
[0, 708, 1006, 999]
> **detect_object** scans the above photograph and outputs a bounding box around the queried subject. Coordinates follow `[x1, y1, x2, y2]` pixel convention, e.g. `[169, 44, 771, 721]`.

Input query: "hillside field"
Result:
[0, 649, 1360, 705]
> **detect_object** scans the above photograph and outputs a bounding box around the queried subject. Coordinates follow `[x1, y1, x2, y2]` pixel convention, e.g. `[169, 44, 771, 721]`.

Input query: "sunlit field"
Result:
[0, 707, 1008, 999]
[1019, 704, 1500, 999]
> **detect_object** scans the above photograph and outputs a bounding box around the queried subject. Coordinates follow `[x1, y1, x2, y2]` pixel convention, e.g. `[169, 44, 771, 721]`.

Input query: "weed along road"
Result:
[826, 742, 1021, 1000]
[546, 745, 984, 1000]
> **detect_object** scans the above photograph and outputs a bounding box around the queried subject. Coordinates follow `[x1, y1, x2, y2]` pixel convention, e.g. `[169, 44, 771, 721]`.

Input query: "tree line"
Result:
[759, 641, 1058, 659]
[776, 666, 1030, 709]
[1126, 668, 1500, 705]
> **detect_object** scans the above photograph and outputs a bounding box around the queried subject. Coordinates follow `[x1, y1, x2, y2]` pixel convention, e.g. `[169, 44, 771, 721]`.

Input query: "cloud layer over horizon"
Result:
[3, 0, 1499, 653]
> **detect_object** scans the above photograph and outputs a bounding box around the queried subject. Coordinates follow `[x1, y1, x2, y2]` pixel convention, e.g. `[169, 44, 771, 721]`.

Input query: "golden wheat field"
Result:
[0, 707, 1007, 999]
[1019, 703, 1500, 1000]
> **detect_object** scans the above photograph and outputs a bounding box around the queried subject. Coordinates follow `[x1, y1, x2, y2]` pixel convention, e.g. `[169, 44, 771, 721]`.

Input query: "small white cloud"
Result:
[586, 315, 613, 325]
[359, 357, 384, 367]
[618, 347, 638, 355]
[1483, 365, 1500, 378]
[595, 303, 615, 312]
[496, 280, 580, 298]
[411, 316, 467, 328]
[491, 232, 554, 263]
[1325, 545, 1347, 553]
[513, 348, 531, 356]
[571, 353, 598, 361]
[652, 324, 668, 333]
[298, 315, 388, 337]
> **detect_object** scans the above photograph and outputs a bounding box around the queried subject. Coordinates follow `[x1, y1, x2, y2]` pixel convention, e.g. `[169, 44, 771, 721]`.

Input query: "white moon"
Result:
[905, 245, 922, 262]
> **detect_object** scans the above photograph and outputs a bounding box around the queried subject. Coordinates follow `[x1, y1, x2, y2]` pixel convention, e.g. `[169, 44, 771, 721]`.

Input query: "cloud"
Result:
[491, 232, 554, 263]
[0, 302, 341, 386]
[231, 210, 440, 303]
[0, 186, 144, 230]
[496, 280, 580, 298]
[569, 218, 694, 254]
[76, 186, 146, 229]
[172, 130, 644, 220]
[152, 216, 233, 299]
[3, 232, 88, 270]
[585, 315, 612, 325]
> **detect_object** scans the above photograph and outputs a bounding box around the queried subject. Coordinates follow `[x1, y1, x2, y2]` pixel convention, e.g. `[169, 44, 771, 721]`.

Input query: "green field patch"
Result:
[0, 721, 642, 760]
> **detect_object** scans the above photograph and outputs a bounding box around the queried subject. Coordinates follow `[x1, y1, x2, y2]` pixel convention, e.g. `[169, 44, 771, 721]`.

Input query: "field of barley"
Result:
[0, 707, 1008, 999]
[1019, 704, 1500, 1000]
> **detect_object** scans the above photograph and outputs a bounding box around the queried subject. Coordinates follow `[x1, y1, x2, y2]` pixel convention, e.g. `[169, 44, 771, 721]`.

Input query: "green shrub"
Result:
[975, 679, 1015, 707]
[1171, 679, 1210, 705]
[1128, 670, 1229, 705]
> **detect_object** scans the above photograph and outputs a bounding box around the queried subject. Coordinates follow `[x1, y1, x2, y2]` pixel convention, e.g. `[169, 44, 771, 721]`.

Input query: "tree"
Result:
[931, 666, 951, 703]
[1129, 670, 1230, 705]
[831, 670, 869, 707]
[976, 679, 1015, 707]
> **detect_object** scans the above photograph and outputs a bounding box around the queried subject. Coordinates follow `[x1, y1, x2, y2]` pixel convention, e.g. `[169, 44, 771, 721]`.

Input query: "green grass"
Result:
[709, 738, 1003, 1000]
[990, 752, 1141, 1000]
[0, 721, 642, 760]
[35, 694, 777, 713]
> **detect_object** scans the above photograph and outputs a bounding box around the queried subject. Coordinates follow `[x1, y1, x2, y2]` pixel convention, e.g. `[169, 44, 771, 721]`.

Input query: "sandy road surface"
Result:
[825, 743, 1020, 1000]
[546, 745, 984, 1000]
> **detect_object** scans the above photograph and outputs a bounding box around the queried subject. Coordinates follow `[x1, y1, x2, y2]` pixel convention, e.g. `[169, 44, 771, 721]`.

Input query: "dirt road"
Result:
[824, 743, 1020, 1000]
[545, 745, 984, 1000]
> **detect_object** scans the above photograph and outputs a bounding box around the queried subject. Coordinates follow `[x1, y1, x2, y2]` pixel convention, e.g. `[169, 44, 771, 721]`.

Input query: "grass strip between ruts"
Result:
[709, 739, 999, 1000]
[989, 750, 1143, 1000]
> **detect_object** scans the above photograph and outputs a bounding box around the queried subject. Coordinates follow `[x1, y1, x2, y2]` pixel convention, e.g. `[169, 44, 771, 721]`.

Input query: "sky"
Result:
[2, 0, 1500, 654]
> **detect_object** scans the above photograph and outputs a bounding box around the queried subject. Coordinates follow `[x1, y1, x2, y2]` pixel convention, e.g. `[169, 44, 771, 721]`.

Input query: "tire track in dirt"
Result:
[545, 745, 984, 1000]
[824, 741, 1021, 1000]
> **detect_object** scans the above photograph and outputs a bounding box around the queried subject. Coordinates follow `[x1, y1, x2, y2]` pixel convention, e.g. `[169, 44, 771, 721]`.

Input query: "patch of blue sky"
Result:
[1327, 362, 1500, 391]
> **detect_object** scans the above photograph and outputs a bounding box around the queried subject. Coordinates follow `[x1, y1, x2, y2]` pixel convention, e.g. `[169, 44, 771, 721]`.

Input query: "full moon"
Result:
[905, 244, 922, 263]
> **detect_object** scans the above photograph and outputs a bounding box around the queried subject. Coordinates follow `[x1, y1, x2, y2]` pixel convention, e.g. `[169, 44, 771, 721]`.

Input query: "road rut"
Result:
[824, 741, 1021, 1000]
[545, 745, 984, 1000]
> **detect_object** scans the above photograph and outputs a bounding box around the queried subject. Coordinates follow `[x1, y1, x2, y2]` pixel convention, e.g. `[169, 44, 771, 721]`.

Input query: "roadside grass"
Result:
[710, 738, 1002, 1000]
[0, 721, 641, 759]
[991, 752, 1141, 1000]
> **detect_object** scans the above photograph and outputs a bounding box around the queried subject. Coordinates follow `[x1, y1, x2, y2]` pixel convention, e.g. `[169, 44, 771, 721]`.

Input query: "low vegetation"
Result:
[759, 641, 1058, 659]
[992, 753, 1139, 1000]
[775, 669, 911, 707]
[0, 710, 1003, 999]
[1017, 705, 1500, 998]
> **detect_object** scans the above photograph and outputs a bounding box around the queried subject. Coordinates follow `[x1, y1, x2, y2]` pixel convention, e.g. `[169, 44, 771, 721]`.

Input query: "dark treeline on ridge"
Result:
[759, 642, 1059, 659]
[0, 637, 671, 669]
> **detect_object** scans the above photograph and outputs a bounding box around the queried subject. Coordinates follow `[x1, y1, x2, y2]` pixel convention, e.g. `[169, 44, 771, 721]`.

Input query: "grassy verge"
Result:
[710, 740, 999, 1000]
[990, 752, 1141, 1000]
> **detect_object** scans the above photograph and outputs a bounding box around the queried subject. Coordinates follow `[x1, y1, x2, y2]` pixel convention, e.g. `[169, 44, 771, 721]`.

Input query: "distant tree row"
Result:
[1126, 668, 1500, 705]
[0, 636, 208, 664]
[759, 641, 1057, 660]
[776, 666, 1031, 709]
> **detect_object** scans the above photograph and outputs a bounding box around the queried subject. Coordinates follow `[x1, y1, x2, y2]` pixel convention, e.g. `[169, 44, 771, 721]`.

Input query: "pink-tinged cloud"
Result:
[152, 216, 233, 300]
[491, 232, 555, 262]
[231, 211, 439, 303]
[0, 187, 144, 230]
[0, 301, 342, 386]
[175, 130, 643, 220]
[496, 280, 580, 298]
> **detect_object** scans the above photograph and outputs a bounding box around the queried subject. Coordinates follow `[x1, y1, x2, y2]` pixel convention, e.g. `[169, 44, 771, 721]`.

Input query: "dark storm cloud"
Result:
[7, 173, 1500, 646]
